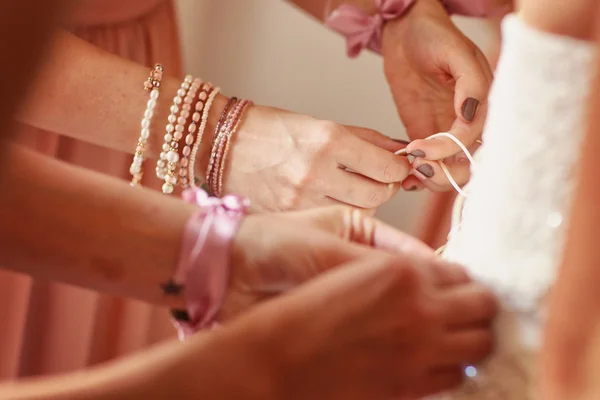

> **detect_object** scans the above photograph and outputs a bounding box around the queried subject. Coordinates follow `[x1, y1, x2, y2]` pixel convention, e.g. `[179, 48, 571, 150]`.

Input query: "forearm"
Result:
[0, 302, 275, 400]
[0, 142, 197, 308]
[288, 0, 375, 21]
[520, 0, 598, 40]
[541, 13, 600, 400]
[15, 28, 228, 175]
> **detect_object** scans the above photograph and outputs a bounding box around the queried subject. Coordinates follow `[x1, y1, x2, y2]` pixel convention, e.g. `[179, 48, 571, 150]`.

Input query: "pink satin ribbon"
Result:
[326, 0, 508, 58]
[326, 0, 416, 57]
[173, 188, 249, 340]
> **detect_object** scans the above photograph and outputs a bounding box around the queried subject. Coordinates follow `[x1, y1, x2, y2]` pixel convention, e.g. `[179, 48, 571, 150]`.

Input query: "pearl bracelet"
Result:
[188, 86, 220, 189]
[157, 75, 196, 194]
[180, 83, 212, 188]
[130, 64, 163, 186]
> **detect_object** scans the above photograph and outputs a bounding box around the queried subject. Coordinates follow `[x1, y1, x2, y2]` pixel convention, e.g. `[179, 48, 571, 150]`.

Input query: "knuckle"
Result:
[367, 190, 383, 208]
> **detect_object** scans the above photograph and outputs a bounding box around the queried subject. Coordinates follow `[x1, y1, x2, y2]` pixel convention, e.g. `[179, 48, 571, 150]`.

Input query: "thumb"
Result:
[405, 44, 491, 161]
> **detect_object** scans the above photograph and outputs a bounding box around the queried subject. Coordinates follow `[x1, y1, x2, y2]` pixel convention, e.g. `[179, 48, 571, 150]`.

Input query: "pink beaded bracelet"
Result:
[170, 187, 249, 340]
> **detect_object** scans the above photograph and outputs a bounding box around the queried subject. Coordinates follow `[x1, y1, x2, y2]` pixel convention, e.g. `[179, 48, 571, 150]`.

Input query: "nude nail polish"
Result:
[416, 164, 434, 178]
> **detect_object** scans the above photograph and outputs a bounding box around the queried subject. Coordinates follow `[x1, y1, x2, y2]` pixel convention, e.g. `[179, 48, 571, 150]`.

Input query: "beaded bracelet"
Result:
[130, 64, 163, 186]
[217, 100, 253, 196]
[158, 75, 197, 194]
[180, 83, 211, 188]
[210, 99, 252, 196]
[208, 98, 242, 195]
[206, 97, 237, 194]
[187, 86, 219, 188]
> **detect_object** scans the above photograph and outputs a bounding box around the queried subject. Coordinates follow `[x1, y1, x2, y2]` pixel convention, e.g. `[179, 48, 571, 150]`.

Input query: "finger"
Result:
[407, 368, 464, 398]
[335, 131, 411, 183]
[405, 45, 490, 161]
[411, 158, 471, 192]
[298, 205, 435, 258]
[440, 283, 498, 327]
[428, 261, 472, 287]
[294, 194, 342, 210]
[344, 125, 409, 153]
[435, 329, 495, 367]
[401, 175, 425, 192]
[325, 169, 400, 209]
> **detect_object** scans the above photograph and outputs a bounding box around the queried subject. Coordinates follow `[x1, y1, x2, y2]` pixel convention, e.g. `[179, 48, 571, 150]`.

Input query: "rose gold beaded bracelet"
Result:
[206, 97, 237, 194]
[217, 100, 253, 196]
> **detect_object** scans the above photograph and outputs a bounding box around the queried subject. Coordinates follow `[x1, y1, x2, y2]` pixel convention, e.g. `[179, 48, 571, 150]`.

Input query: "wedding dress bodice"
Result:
[430, 16, 596, 399]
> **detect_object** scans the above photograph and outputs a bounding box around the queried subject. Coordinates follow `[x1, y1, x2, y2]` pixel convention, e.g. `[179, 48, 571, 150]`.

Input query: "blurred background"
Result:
[176, 0, 500, 234]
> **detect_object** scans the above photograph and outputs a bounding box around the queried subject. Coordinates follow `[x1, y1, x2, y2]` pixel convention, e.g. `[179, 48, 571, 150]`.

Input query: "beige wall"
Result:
[176, 0, 498, 233]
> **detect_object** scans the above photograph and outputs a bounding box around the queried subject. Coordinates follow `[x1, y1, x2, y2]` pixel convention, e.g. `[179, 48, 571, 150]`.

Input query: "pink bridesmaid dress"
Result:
[0, 0, 182, 379]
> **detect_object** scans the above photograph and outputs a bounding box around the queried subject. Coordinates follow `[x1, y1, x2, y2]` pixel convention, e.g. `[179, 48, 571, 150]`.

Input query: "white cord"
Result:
[395, 132, 476, 197]
[396, 132, 478, 256]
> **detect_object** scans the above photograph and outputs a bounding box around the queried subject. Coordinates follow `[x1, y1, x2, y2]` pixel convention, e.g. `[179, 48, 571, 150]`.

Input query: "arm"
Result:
[15, 29, 228, 175]
[288, 0, 375, 21]
[0, 142, 195, 308]
[537, 2, 600, 398]
[0, 309, 272, 400]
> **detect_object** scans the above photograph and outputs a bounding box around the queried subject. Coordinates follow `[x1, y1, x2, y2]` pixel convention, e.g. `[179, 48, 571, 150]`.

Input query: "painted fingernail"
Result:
[461, 98, 480, 122]
[406, 185, 418, 191]
[409, 149, 426, 158]
[416, 164, 434, 178]
[391, 138, 410, 145]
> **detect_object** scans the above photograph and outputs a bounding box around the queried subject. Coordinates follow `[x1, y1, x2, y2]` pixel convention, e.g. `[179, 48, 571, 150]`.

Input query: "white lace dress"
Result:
[430, 15, 596, 399]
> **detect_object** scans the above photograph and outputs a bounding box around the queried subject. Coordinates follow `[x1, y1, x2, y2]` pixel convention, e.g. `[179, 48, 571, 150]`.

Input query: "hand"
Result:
[381, 0, 492, 191]
[222, 105, 411, 212]
[220, 205, 433, 320]
[231, 252, 497, 399]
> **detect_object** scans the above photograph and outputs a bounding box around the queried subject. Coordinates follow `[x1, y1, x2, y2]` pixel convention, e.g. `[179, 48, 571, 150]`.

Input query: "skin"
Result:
[16, 30, 410, 213]
[534, 1, 600, 398]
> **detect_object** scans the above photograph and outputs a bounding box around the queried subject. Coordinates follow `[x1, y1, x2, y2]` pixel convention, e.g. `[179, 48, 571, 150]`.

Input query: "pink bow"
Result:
[325, 0, 415, 58]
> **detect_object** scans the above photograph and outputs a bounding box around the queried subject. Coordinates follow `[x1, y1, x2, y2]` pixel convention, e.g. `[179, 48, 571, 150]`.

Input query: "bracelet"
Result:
[208, 98, 241, 195]
[188, 86, 220, 188]
[180, 83, 214, 188]
[216, 100, 253, 196]
[130, 64, 163, 186]
[158, 75, 197, 194]
[169, 187, 250, 340]
[206, 97, 237, 194]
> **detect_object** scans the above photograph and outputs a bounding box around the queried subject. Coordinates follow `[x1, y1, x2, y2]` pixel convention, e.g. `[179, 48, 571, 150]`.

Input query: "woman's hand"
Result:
[223, 106, 411, 212]
[220, 205, 433, 320]
[382, 0, 492, 191]
[217, 252, 497, 399]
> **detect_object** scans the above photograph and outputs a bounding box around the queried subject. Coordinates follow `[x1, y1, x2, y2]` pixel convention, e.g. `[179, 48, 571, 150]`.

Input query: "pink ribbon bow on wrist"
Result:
[326, 0, 510, 58]
[326, 0, 416, 58]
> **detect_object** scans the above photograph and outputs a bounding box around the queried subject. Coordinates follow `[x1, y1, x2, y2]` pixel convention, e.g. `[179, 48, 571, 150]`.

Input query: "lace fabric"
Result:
[428, 15, 596, 399]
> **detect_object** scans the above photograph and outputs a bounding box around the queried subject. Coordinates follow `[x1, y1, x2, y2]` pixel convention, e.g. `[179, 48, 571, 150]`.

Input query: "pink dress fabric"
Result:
[0, 0, 182, 379]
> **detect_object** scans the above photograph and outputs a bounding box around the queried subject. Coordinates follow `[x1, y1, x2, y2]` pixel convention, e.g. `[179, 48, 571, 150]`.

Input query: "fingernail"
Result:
[391, 138, 410, 145]
[409, 149, 426, 158]
[461, 98, 480, 122]
[406, 185, 418, 191]
[416, 164, 434, 178]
